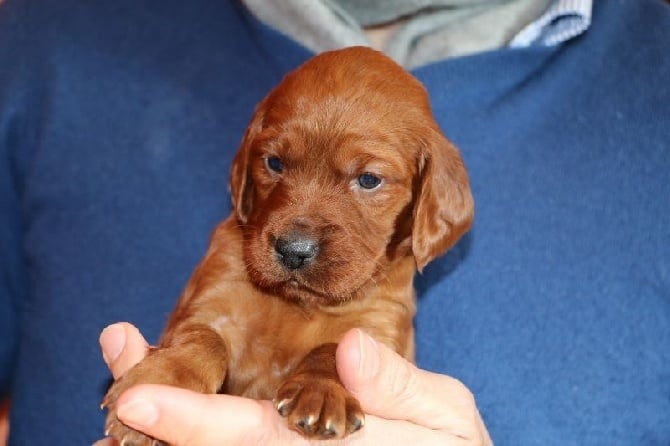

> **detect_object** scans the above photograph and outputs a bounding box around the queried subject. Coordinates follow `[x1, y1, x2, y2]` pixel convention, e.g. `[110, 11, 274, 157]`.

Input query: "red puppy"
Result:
[103, 46, 474, 444]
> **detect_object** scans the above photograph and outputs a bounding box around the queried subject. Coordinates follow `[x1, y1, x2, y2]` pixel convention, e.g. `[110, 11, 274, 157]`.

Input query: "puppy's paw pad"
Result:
[275, 375, 364, 439]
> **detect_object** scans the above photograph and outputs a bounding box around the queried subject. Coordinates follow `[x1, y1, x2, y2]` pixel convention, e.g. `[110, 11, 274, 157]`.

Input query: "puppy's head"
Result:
[230, 47, 473, 305]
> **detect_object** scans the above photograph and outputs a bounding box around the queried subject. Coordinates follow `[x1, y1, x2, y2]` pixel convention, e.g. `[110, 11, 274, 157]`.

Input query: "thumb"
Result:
[336, 329, 483, 436]
[99, 322, 150, 379]
[114, 385, 304, 446]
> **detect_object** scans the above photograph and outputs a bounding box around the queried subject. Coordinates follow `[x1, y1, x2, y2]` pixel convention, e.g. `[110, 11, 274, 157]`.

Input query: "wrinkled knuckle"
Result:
[388, 362, 421, 404]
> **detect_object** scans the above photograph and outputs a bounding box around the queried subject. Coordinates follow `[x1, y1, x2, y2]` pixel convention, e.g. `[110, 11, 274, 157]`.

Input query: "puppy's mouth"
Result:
[272, 257, 357, 306]
[254, 273, 339, 307]
[245, 225, 374, 305]
[283, 277, 330, 300]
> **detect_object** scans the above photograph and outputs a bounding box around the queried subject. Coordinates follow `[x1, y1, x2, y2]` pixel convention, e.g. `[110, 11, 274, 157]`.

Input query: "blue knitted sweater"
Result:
[1, 0, 668, 444]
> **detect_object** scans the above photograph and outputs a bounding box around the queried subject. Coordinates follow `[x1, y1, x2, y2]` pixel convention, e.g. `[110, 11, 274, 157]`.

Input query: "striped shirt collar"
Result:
[511, 0, 593, 47]
[243, 0, 594, 67]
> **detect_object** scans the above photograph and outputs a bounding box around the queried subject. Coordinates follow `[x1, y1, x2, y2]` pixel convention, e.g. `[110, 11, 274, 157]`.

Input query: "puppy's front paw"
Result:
[104, 417, 163, 446]
[275, 374, 364, 439]
[102, 376, 164, 446]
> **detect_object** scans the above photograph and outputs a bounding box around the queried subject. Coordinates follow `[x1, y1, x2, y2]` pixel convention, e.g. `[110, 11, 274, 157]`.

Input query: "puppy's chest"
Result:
[209, 304, 337, 400]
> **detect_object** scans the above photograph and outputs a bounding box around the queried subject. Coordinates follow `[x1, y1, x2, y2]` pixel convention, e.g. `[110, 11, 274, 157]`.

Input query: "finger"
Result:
[336, 329, 487, 441]
[99, 322, 150, 379]
[114, 386, 461, 446]
[114, 384, 310, 446]
[91, 438, 116, 446]
[112, 382, 484, 446]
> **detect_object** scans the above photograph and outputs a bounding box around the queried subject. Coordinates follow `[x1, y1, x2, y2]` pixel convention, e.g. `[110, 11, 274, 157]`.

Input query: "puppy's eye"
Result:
[358, 172, 382, 190]
[265, 156, 283, 173]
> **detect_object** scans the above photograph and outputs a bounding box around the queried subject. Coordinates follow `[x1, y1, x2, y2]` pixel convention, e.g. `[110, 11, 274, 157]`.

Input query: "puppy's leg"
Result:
[102, 324, 228, 446]
[275, 343, 364, 439]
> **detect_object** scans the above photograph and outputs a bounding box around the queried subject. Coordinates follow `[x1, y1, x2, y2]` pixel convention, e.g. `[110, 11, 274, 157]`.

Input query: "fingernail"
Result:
[100, 324, 126, 364]
[357, 329, 380, 379]
[116, 398, 159, 429]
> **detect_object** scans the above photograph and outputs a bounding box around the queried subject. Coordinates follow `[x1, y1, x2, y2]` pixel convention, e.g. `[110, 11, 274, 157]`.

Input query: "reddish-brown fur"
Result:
[103, 46, 474, 444]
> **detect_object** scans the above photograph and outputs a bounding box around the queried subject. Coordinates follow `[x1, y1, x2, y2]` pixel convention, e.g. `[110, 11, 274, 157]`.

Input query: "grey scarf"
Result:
[243, 0, 553, 68]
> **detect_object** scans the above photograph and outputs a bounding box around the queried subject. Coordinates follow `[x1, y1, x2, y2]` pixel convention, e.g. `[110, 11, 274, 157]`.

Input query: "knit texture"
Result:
[0, 0, 668, 444]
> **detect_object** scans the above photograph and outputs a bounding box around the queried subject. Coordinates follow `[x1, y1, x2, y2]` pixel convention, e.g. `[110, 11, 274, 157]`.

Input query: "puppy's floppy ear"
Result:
[412, 129, 474, 272]
[229, 102, 265, 224]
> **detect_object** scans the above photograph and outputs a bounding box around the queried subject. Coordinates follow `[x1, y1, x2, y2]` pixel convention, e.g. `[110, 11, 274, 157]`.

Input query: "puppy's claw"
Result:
[276, 375, 364, 439]
[275, 384, 302, 417]
[294, 414, 319, 437]
[348, 414, 364, 433]
[346, 400, 365, 433]
[322, 428, 338, 438]
[276, 397, 297, 417]
[276, 399, 289, 416]
[104, 421, 115, 437]
[321, 420, 339, 438]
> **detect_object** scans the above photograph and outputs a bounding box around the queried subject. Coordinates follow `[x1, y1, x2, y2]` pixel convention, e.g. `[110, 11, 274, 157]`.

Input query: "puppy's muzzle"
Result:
[275, 232, 319, 270]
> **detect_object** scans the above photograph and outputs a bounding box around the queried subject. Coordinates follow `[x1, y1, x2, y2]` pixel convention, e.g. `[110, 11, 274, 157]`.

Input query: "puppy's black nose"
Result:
[275, 234, 319, 270]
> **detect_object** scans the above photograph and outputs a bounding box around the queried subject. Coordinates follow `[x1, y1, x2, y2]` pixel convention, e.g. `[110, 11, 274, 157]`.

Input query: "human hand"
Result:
[95, 323, 492, 446]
